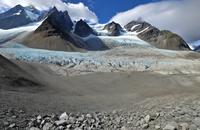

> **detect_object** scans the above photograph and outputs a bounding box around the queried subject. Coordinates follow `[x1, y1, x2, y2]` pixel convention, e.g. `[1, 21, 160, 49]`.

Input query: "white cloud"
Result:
[65, 2, 97, 23]
[110, 0, 200, 42]
[0, 0, 98, 23]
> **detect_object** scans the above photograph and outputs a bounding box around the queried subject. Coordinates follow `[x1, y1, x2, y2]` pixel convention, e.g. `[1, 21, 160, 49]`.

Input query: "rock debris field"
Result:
[1, 95, 200, 130]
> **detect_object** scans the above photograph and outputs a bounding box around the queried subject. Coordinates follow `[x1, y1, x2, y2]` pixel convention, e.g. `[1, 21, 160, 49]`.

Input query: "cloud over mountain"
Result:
[110, 0, 200, 42]
[0, 0, 98, 23]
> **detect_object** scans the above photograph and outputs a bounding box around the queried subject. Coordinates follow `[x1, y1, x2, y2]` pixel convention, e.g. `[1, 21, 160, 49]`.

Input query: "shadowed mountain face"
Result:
[35, 7, 73, 33]
[0, 5, 41, 29]
[0, 54, 40, 92]
[103, 21, 124, 36]
[74, 19, 97, 37]
[125, 21, 190, 50]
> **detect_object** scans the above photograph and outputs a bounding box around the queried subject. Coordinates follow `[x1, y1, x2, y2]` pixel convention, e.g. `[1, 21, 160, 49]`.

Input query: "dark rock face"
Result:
[103, 21, 124, 36]
[0, 5, 41, 29]
[74, 19, 97, 37]
[125, 20, 190, 50]
[36, 7, 73, 34]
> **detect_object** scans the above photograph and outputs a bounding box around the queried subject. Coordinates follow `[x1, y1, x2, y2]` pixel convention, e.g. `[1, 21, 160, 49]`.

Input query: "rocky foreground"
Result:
[1, 95, 200, 130]
[1, 51, 200, 130]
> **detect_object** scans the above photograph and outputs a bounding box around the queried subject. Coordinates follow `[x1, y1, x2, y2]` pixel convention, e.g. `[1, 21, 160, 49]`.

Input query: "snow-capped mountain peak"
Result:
[0, 4, 42, 29]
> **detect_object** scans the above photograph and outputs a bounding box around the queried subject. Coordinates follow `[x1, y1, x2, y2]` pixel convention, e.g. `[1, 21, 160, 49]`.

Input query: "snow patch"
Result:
[98, 35, 150, 46]
[131, 24, 140, 31]
[13, 10, 22, 16]
[137, 27, 149, 34]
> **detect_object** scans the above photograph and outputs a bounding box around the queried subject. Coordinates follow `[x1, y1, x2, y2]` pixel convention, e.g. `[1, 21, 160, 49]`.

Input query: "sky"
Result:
[65, 0, 161, 23]
[0, 0, 200, 42]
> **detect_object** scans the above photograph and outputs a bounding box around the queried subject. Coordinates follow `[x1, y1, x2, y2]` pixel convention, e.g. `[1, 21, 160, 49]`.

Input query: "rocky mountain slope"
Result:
[125, 21, 190, 50]
[22, 7, 87, 52]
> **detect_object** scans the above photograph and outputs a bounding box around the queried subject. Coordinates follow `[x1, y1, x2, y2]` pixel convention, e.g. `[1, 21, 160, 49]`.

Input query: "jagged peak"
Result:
[104, 21, 123, 30]
[74, 18, 96, 37]
[48, 6, 59, 15]
[35, 6, 73, 34]
[106, 21, 122, 27]
[75, 19, 91, 24]
[7, 4, 25, 12]
[52, 6, 58, 11]
[103, 21, 124, 36]
[14, 4, 24, 9]
[110, 21, 119, 25]
[79, 19, 84, 22]
[76, 19, 88, 24]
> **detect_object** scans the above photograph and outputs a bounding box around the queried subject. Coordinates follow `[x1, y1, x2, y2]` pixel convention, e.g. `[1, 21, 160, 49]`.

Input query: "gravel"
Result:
[1, 95, 200, 130]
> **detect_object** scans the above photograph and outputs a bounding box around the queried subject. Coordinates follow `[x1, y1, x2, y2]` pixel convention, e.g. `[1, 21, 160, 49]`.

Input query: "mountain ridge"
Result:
[0, 5, 191, 51]
[125, 20, 190, 50]
[0, 4, 43, 29]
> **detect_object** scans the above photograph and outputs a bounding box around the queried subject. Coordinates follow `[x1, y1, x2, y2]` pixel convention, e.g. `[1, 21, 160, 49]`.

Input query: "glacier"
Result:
[84, 23, 151, 48]
[0, 46, 199, 76]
